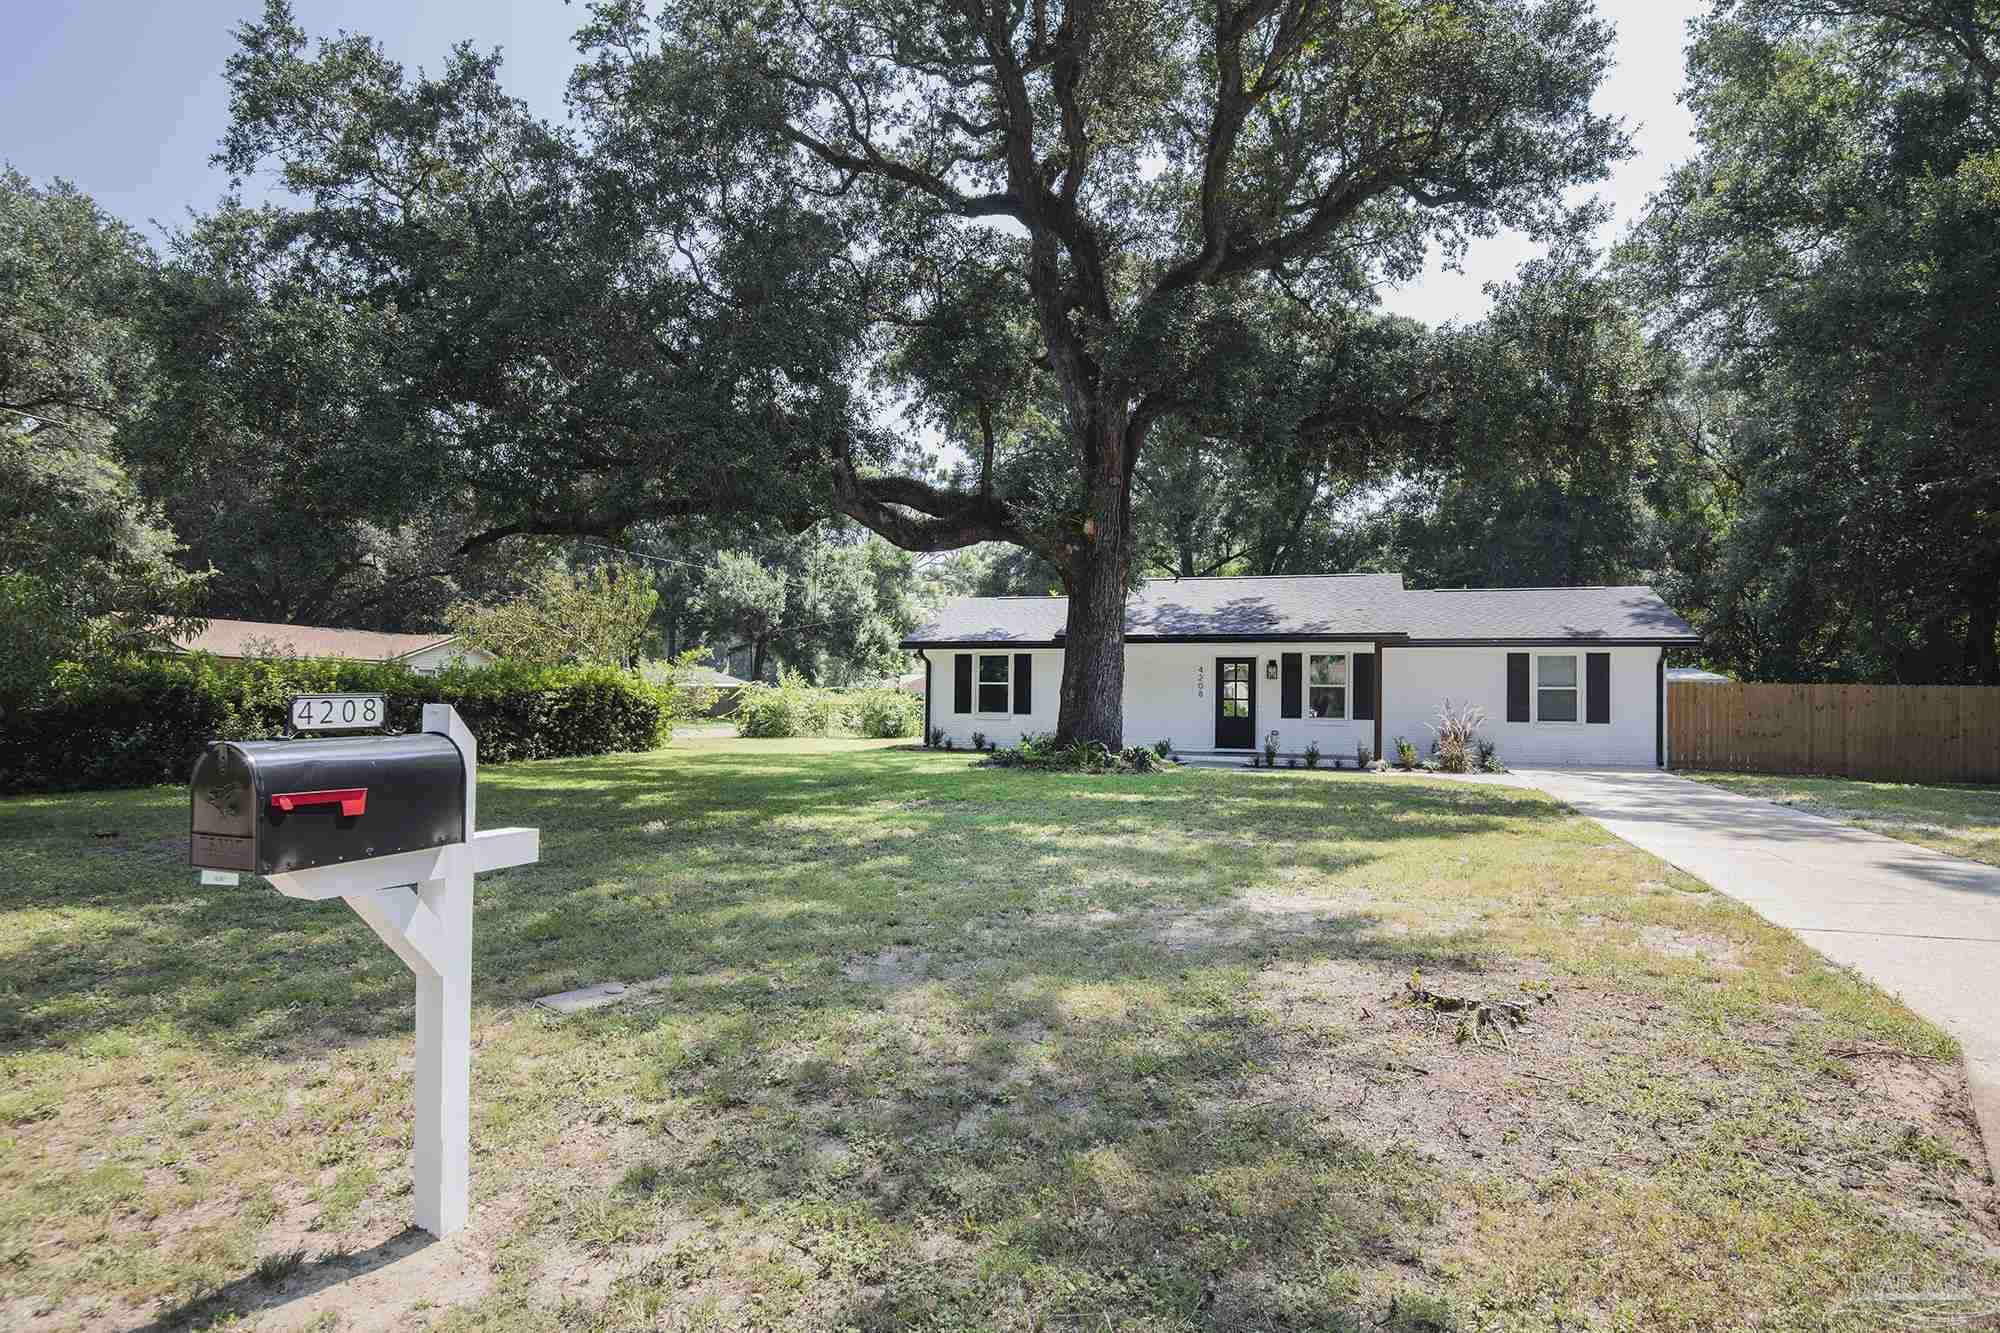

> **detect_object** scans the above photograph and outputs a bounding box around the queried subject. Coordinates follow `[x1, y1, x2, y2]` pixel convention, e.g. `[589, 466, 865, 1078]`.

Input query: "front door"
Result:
[1215, 657, 1256, 749]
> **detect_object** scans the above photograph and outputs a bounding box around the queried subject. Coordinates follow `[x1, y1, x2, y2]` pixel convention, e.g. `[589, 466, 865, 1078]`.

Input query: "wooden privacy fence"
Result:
[1669, 681, 2000, 783]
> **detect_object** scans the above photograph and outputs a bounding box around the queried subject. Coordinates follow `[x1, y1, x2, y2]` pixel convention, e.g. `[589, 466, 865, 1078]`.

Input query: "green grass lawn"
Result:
[5, 740, 1998, 1332]
[1680, 771, 2000, 868]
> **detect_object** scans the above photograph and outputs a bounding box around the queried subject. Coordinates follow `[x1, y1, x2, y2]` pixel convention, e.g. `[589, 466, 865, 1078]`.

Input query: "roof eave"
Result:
[1400, 635, 1701, 647]
[903, 632, 1699, 648]
[387, 635, 463, 662]
[902, 630, 1419, 648]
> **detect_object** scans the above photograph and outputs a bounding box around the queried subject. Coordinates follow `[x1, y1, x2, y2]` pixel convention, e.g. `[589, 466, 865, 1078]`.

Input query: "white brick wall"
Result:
[922, 649, 1064, 747]
[1380, 645, 1661, 767]
[922, 641, 1663, 767]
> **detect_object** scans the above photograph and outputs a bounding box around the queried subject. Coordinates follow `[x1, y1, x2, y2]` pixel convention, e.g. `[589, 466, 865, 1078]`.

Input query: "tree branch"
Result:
[828, 438, 1028, 552]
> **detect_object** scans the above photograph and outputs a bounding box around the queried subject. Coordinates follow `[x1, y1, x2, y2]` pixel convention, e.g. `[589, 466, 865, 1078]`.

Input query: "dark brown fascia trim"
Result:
[901, 631, 1417, 649]
[900, 639, 1062, 649]
[1401, 637, 1702, 648]
[902, 633, 1698, 649]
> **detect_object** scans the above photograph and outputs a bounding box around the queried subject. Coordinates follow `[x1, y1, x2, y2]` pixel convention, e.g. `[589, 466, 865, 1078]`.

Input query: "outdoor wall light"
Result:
[1266, 660, 1279, 680]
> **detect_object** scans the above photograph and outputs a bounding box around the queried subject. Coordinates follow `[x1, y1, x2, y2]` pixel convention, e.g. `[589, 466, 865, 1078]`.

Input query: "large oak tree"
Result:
[192, 0, 1625, 743]
[571, 0, 1625, 742]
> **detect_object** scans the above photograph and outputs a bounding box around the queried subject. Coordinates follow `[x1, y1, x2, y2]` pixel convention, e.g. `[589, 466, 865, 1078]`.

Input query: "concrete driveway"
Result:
[1514, 766, 2000, 1180]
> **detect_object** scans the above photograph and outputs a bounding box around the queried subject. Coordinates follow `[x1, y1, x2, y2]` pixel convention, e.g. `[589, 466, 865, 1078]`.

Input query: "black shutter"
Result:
[1352, 653, 1376, 721]
[953, 654, 973, 714]
[1014, 653, 1033, 714]
[1280, 653, 1302, 718]
[1586, 652, 1611, 724]
[1506, 652, 1530, 723]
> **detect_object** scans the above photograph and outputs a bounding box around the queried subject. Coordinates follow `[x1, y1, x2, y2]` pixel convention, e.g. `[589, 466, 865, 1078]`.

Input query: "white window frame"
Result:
[1306, 652, 1349, 722]
[975, 653, 1013, 717]
[1534, 652, 1583, 725]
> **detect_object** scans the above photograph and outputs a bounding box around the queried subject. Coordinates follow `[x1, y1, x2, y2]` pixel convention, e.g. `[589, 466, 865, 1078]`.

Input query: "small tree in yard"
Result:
[448, 564, 658, 669]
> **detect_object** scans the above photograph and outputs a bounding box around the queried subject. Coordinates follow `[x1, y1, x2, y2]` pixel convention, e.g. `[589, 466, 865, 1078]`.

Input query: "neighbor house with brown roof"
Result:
[162, 619, 495, 674]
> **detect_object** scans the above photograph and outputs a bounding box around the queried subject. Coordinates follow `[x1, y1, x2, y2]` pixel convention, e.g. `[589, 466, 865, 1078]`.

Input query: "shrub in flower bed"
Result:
[981, 732, 1180, 774]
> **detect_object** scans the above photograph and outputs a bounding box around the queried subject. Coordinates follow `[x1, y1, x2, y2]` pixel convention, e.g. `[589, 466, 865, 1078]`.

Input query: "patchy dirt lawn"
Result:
[3, 741, 1997, 1331]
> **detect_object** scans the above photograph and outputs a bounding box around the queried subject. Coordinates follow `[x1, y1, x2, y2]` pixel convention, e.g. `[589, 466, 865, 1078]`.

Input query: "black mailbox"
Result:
[189, 734, 466, 875]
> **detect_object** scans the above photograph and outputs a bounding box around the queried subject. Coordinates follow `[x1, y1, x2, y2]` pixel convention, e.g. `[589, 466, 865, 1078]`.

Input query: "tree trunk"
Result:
[1057, 541, 1129, 747]
[1054, 422, 1141, 749]
[751, 636, 768, 682]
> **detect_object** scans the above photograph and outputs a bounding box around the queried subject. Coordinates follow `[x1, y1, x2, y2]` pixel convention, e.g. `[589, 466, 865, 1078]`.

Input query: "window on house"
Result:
[1536, 654, 1579, 722]
[1308, 653, 1347, 719]
[977, 654, 1011, 713]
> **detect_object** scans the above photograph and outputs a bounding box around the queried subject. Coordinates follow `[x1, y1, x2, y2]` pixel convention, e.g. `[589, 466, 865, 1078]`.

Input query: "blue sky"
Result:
[2, 0, 1705, 325]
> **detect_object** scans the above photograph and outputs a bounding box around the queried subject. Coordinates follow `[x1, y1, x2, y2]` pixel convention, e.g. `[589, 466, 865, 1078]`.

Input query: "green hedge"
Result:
[0, 656, 672, 794]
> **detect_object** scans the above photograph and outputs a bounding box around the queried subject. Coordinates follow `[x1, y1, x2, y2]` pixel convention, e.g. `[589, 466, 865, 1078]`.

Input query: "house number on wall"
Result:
[1196, 665, 1204, 698]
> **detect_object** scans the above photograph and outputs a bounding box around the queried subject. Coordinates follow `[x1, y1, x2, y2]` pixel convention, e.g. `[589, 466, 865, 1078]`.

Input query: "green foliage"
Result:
[177, 0, 871, 569]
[0, 172, 210, 701]
[1131, 259, 1679, 586]
[853, 689, 921, 739]
[0, 169, 158, 443]
[734, 670, 835, 738]
[1394, 738, 1420, 771]
[448, 562, 658, 669]
[1623, 0, 2000, 683]
[0, 656, 670, 794]
[197, 0, 1629, 745]
[638, 648, 728, 722]
[0, 429, 209, 704]
[629, 524, 935, 685]
[984, 732, 1178, 775]
[1303, 741, 1322, 770]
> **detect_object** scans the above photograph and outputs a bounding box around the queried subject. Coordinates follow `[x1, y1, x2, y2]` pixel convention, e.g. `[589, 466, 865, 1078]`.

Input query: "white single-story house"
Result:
[903, 574, 1700, 767]
[163, 618, 496, 675]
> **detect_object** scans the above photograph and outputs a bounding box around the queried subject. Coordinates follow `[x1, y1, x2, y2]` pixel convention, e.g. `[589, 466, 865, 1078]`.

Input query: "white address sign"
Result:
[290, 693, 388, 732]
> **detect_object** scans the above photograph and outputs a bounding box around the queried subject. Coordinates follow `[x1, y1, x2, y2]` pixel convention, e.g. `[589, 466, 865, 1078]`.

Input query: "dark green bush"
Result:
[0, 655, 672, 794]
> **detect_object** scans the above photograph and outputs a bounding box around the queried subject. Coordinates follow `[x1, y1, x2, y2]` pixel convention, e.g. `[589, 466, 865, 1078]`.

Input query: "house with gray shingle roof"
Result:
[902, 574, 1698, 766]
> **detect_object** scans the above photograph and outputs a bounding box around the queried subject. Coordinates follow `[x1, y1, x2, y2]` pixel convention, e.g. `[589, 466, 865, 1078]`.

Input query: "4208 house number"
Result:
[289, 693, 387, 732]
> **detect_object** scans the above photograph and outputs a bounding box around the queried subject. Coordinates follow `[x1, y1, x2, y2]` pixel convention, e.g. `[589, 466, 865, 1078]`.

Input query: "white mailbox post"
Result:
[262, 704, 537, 1238]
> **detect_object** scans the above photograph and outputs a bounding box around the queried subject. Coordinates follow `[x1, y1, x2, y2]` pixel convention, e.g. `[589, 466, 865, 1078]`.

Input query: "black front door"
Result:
[1215, 657, 1256, 749]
